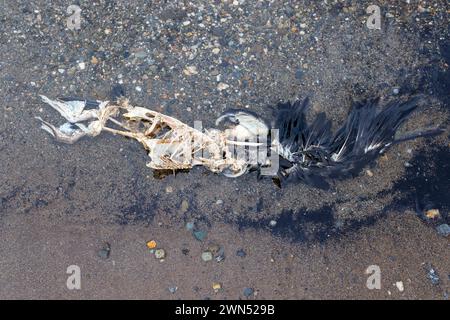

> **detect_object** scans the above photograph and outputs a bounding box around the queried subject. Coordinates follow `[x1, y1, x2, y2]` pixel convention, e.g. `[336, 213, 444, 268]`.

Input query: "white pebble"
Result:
[183, 66, 198, 76]
[395, 281, 404, 292]
[217, 83, 229, 91]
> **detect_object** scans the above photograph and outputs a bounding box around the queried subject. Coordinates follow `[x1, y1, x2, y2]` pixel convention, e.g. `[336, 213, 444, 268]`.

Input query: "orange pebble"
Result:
[146, 240, 157, 249]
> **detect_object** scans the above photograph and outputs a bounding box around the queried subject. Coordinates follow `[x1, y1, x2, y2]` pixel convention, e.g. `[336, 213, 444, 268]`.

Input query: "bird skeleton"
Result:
[36, 95, 444, 189]
[36, 95, 277, 179]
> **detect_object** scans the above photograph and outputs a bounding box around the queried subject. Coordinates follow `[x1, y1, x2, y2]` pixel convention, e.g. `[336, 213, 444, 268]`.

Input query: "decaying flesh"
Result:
[36, 96, 273, 178]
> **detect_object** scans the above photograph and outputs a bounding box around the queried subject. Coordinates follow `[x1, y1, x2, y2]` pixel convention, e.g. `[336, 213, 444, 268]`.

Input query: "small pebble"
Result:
[193, 230, 207, 241]
[236, 249, 247, 258]
[269, 220, 277, 227]
[169, 286, 177, 294]
[97, 242, 111, 260]
[217, 83, 229, 91]
[146, 240, 157, 249]
[180, 199, 189, 213]
[98, 249, 110, 259]
[186, 222, 195, 230]
[155, 249, 166, 259]
[208, 244, 220, 255]
[135, 86, 142, 92]
[426, 266, 440, 285]
[393, 88, 400, 95]
[395, 281, 404, 292]
[134, 50, 147, 58]
[215, 247, 225, 262]
[243, 287, 254, 297]
[216, 199, 223, 205]
[78, 62, 86, 70]
[436, 224, 450, 237]
[183, 66, 198, 76]
[165, 186, 173, 193]
[212, 282, 222, 292]
[366, 169, 374, 177]
[212, 48, 220, 54]
[201, 251, 213, 262]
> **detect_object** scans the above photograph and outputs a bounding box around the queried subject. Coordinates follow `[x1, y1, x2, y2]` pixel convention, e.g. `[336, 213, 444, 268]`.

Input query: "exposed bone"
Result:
[37, 96, 274, 177]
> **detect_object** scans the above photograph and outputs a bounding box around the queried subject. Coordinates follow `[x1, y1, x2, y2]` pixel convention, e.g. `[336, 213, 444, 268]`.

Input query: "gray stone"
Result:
[243, 287, 254, 297]
[236, 249, 247, 258]
[436, 224, 450, 237]
[295, 69, 304, 80]
[97, 243, 111, 260]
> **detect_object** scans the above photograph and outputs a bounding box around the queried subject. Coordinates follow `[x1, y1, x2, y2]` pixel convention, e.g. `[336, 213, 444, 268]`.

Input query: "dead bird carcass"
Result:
[36, 95, 444, 189]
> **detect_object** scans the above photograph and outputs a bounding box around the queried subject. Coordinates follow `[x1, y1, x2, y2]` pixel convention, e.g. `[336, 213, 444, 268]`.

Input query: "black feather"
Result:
[59, 97, 100, 108]
[273, 97, 444, 188]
